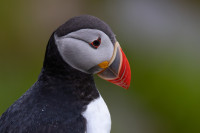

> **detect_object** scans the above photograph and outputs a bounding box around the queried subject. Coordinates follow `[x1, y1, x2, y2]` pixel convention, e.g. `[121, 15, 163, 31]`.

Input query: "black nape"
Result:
[56, 15, 116, 44]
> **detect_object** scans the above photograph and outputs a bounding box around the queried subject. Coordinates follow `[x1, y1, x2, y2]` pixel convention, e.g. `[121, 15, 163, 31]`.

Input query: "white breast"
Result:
[82, 96, 111, 133]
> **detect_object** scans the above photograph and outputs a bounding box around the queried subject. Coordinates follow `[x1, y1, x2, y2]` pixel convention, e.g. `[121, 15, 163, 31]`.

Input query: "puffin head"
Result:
[44, 15, 131, 89]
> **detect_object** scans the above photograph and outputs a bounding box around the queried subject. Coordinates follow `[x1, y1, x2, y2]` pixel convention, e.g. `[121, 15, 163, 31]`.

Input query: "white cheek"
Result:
[98, 37, 113, 59]
[56, 38, 91, 73]
[55, 30, 114, 73]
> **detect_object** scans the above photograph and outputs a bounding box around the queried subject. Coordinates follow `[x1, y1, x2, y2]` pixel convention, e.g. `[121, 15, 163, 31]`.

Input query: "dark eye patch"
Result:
[90, 37, 101, 48]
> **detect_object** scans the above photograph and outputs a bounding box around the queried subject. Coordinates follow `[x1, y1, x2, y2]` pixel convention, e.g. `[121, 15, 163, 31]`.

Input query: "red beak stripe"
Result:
[97, 42, 131, 89]
[107, 48, 131, 89]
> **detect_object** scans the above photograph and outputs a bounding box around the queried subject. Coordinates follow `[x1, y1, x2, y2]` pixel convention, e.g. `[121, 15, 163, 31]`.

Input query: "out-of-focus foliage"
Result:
[0, 0, 200, 133]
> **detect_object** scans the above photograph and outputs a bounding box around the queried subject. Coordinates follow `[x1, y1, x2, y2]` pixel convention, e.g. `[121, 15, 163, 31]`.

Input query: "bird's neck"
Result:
[38, 67, 94, 87]
[38, 69, 99, 105]
[36, 33, 99, 102]
[41, 32, 94, 85]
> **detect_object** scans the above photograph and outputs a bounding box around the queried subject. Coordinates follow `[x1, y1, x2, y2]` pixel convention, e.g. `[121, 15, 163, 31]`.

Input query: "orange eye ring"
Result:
[90, 37, 101, 48]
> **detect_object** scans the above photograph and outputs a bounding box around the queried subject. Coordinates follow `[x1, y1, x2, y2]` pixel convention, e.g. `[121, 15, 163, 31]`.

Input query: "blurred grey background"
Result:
[0, 0, 200, 133]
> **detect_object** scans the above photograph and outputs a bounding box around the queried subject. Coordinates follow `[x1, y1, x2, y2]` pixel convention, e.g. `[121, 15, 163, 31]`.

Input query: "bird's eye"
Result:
[90, 37, 101, 48]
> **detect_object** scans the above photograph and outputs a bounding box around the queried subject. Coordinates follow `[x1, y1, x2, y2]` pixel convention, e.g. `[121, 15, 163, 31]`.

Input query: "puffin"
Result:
[0, 15, 131, 133]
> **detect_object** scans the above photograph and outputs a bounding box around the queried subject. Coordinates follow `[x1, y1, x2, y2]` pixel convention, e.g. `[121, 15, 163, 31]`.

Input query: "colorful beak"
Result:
[97, 42, 131, 89]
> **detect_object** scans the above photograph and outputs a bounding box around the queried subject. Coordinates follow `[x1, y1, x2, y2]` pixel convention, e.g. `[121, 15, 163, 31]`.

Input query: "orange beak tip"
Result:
[97, 42, 131, 90]
[106, 49, 131, 90]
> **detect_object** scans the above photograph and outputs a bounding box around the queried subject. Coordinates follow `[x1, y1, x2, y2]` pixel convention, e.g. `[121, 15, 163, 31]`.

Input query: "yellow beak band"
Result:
[98, 61, 109, 68]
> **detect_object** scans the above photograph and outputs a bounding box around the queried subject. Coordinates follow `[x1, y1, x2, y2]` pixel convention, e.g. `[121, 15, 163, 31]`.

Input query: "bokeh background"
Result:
[0, 0, 200, 133]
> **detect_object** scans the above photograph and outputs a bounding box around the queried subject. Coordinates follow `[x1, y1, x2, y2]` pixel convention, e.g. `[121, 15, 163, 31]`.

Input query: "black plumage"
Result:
[0, 15, 116, 133]
[56, 15, 116, 44]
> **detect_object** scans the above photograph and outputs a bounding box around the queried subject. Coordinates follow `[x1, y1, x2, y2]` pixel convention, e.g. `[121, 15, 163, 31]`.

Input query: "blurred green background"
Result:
[0, 0, 200, 133]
